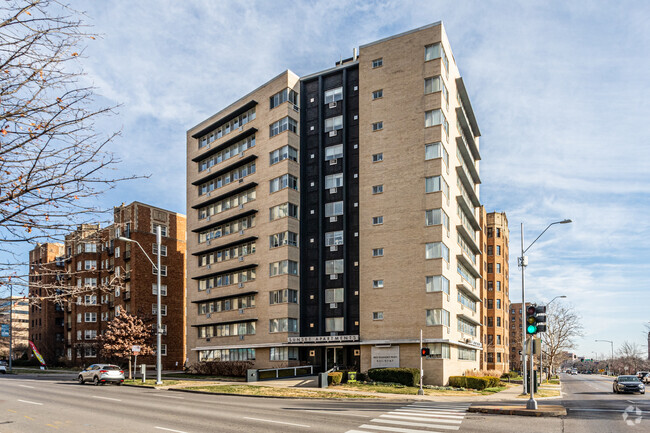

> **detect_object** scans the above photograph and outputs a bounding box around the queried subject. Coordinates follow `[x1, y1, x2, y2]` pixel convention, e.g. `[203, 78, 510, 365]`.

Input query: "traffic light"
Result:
[526, 305, 547, 335]
[421, 347, 430, 357]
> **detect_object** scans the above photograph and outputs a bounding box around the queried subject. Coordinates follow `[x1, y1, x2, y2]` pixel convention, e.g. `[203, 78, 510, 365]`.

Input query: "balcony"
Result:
[456, 195, 480, 231]
[456, 282, 481, 303]
[456, 252, 481, 279]
[456, 224, 481, 255]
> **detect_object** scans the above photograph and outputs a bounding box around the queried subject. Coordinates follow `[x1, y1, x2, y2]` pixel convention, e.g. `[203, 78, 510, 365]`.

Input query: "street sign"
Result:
[132, 345, 141, 355]
[1, 324, 9, 337]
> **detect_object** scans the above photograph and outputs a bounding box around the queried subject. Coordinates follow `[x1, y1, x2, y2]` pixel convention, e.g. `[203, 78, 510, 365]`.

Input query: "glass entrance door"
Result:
[326, 347, 343, 370]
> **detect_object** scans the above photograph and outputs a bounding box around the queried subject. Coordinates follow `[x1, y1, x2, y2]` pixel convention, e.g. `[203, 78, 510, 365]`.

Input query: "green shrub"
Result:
[328, 372, 343, 385]
[501, 371, 519, 379]
[356, 372, 367, 382]
[449, 376, 500, 390]
[186, 361, 253, 377]
[367, 368, 420, 386]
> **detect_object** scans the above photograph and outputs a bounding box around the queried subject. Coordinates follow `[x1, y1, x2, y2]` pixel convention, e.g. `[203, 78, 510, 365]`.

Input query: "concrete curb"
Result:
[468, 405, 566, 417]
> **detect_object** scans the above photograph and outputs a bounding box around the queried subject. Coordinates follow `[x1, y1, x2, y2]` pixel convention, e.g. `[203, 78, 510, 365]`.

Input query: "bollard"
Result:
[141, 364, 146, 383]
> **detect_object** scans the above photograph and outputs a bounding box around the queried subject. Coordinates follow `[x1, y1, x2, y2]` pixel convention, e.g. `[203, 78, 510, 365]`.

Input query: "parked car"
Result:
[571, 369, 578, 375]
[638, 372, 650, 384]
[613, 375, 645, 394]
[77, 364, 124, 386]
[0, 364, 6, 374]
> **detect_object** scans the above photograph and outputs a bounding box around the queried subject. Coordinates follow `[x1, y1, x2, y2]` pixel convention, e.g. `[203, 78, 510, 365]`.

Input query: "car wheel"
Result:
[93, 376, 100, 386]
[117, 382, 123, 386]
[613, 387, 617, 394]
[78, 376, 85, 385]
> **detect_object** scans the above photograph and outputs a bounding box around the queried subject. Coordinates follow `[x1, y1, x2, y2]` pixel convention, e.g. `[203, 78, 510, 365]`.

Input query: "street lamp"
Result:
[519, 219, 571, 410]
[118, 226, 163, 385]
[595, 339, 614, 376]
[540, 295, 566, 381]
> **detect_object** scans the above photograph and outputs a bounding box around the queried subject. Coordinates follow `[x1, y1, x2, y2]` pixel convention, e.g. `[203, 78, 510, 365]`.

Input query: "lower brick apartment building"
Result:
[186, 22, 487, 385]
[509, 302, 530, 371]
[28, 202, 186, 368]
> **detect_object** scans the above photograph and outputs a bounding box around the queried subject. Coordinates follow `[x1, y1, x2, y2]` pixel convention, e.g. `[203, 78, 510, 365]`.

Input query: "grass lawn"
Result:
[162, 373, 245, 381]
[10, 367, 79, 375]
[183, 384, 380, 399]
[516, 388, 561, 398]
[123, 379, 181, 387]
[336, 381, 507, 397]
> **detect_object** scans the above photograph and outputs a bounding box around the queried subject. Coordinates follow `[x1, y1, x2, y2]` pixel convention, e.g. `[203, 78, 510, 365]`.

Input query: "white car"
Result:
[0, 365, 6, 374]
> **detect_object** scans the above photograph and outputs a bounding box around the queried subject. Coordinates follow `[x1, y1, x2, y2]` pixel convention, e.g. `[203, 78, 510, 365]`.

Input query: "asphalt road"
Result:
[2, 373, 649, 432]
[461, 373, 650, 432]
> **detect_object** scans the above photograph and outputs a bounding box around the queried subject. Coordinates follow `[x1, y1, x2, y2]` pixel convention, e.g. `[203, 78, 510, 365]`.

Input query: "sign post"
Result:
[132, 345, 140, 380]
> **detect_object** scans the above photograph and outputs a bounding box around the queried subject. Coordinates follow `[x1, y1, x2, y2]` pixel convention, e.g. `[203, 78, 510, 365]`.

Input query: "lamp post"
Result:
[540, 295, 566, 381]
[519, 219, 571, 410]
[595, 339, 614, 376]
[8, 283, 13, 373]
[118, 226, 163, 385]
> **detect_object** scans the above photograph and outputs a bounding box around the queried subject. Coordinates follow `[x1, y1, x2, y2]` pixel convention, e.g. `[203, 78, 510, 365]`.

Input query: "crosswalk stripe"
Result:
[379, 415, 462, 424]
[359, 424, 447, 433]
[371, 418, 460, 430]
[392, 410, 465, 419]
[406, 406, 467, 413]
[408, 404, 469, 410]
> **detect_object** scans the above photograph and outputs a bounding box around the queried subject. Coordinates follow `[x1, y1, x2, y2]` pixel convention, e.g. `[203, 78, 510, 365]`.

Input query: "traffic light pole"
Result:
[520, 223, 527, 395]
[418, 329, 424, 395]
[527, 338, 538, 409]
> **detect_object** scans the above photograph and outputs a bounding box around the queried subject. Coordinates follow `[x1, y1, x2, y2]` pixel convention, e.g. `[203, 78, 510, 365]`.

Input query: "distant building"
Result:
[29, 202, 186, 368]
[480, 210, 510, 373]
[509, 302, 531, 371]
[0, 296, 30, 360]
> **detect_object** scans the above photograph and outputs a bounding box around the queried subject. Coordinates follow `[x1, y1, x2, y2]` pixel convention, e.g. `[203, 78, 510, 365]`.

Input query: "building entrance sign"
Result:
[371, 346, 399, 368]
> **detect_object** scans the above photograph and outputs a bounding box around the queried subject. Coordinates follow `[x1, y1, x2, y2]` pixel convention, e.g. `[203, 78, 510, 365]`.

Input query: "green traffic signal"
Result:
[527, 324, 537, 334]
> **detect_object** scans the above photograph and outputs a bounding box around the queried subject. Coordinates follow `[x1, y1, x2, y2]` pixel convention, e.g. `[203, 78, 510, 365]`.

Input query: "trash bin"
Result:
[247, 369, 258, 382]
[318, 372, 328, 388]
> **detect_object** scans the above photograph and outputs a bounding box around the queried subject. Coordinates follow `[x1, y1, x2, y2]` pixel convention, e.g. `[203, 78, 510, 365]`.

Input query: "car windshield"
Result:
[619, 376, 640, 382]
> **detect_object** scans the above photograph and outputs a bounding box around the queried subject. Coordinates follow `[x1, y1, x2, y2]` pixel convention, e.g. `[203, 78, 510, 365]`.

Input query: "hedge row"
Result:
[448, 375, 500, 390]
[328, 372, 343, 385]
[368, 368, 420, 386]
[186, 361, 253, 377]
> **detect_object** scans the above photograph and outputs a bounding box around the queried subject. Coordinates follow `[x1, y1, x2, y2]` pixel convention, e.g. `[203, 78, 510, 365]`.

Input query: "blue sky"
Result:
[5, 0, 649, 358]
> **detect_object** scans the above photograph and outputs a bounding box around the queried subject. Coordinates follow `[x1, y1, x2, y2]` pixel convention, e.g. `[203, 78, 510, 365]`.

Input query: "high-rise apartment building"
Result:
[186, 22, 483, 384]
[480, 209, 510, 373]
[29, 202, 186, 368]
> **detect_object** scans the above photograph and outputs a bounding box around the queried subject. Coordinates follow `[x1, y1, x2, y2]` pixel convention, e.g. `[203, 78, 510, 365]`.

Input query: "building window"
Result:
[325, 259, 344, 275]
[371, 58, 383, 68]
[198, 188, 256, 220]
[84, 312, 97, 323]
[487, 263, 493, 273]
[487, 246, 493, 255]
[84, 346, 97, 358]
[269, 318, 298, 333]
[425, 275, 450, 294]
[373, 312, 384, 321]
[325, 231, 344, 246]
[496, 263, 501, 273]
[198, 135, 256, 172]
[269, 260, 299, 277]
[269, 116, 298, 137]
[496, 281, 501, 291]
[84, 295, 97, 305]
[496, 245, 501, 255]
[269, 145, 298, 165]
[153, 265, 167, 276]
[372, 216, 383, 225]
[269, 289, 298, 304]
[458, 348, 476, 361]
[496, 299, 501, 309]
[457, 291, 476, 312]
[324, 87, 343, 104]
[372, 153, 383, 162]
[426, 343, 450, 359]
[325, 201, 344, 217]
[152, 284, 167, 296]
[425, 242, 449, 262]
[425, 43, 449, 72]
[199, 214, 256, 243]
[487, 281, 493, 291]
[200, 348, 256, 362]
[425, 209, 449, 230]
[152, 304, 167, 316]
[487, 299, 494, 309]
[325, 288, 344, 303]
[269, 202, 299, 221]
[496, 228, 501, 237]
[372, 248, 384, 257]
[425, 109, 449, 137]
[425, 175, 449, 196]
[325, 317, 344, 332]
[270, 88, 298, 109]
[84, 330, 97, 340]
[270, 347, 299, 361]
[373, 279, 384, 288]
[325, 144, 344, 160]
[324, 115, 343, 132]
[269, 174, 298, 193]
[424, 142, 449, 167]
[325, 173, 344, 189]
[198, 107, 256, 148]
[458, 319, 477, 336]
[372, 121, 383, 131]
[372, 89, 383, 99]
[152, 244, 167, 257]
[497, 317, 502, 327]
[372, 185, 383, 194]
[152, 223, 168, 237]
[426, 309, 450, 327]
[269, 231, 298, 248]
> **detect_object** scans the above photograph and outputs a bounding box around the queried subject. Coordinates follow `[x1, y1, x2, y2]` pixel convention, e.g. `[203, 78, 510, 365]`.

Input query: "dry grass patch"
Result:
[183, 384, 380, 399]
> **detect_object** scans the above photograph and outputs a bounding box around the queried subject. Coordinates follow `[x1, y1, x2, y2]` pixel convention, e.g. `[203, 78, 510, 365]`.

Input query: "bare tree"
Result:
[0, 0, 142, 257]
[616, 341, 644, 373]
[541, 304, 584, 374]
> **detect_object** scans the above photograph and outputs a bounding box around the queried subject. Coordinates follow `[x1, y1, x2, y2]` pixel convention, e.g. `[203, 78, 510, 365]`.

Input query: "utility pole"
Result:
[8, 283, 13, 373]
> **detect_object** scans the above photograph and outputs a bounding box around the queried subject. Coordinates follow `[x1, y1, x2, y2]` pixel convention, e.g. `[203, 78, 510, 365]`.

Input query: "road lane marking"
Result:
[7, 409, 17, 413]
[18, 400, 42, 405]
[91, 396, 121, 402]
[392, 409, 464, 418]
[155, 427, 188, 433]
[153, 394, 184, 399]
[243, 417, 310, 428]
[359, 424, 441, 432]
[570, 408, 650, 414]
[372, 418, 460, 430]
[18, 384, 35, 389]
[46, 424, 59, 429]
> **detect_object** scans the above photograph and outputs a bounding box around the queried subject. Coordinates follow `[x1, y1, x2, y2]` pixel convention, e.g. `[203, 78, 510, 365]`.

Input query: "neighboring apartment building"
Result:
[186, 22, 484, 385]
[480, 210, 510, 373]
[509, 302, 531, 371]
[29, 202, 186, 369]
[1, 296, 30, 360]
[27, 242, 66, 362]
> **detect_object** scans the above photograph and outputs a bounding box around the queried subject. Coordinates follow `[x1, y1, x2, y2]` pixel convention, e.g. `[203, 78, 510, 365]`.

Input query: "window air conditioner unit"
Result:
[239, 178, 244, 183]
[206, 338, 211, 342]
[239, 257, 244, 262]
[206, 215, 211, 221]
[329, 102, 337, 108]
[207, 264, 211, 270]
[240, 152, 245, 158]
[207, 191, 211, 196]
[239, 335, 245, 340]
[239, 126, 244, 131]
[238, 283, 244, 288]
[293, 104, 299, 112]
[329, 130, 337, 137]
[330, 216, 337, 222]
[206, 313, 211, 318]
[207, 240, 211, 245]
[239, 309, 244, 314]
[239, 204, 244, 209]
[330, 274, 337, 280]
[239, 230, 244, 235]
[330, 187, 337, 194]
[330, 246, 338, 252]
[330, 159, 337, 165]
[330, 303, 336, 309]
[206, 289, 211, 294]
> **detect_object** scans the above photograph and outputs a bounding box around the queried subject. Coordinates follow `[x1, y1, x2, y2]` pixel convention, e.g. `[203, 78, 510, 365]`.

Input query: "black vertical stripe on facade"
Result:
[342, 68, 348, 333]
[317, 75, 324, 336]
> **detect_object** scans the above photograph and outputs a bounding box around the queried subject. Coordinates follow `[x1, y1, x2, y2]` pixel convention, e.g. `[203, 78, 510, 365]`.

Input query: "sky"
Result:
[4, 0, 649, 359]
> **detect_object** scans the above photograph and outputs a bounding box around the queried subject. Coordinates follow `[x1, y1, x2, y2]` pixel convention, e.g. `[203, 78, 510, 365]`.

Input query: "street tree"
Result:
[541, 303, 584, 374]
[96, 312, 153, 375]
[0, 0, 143, 303]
